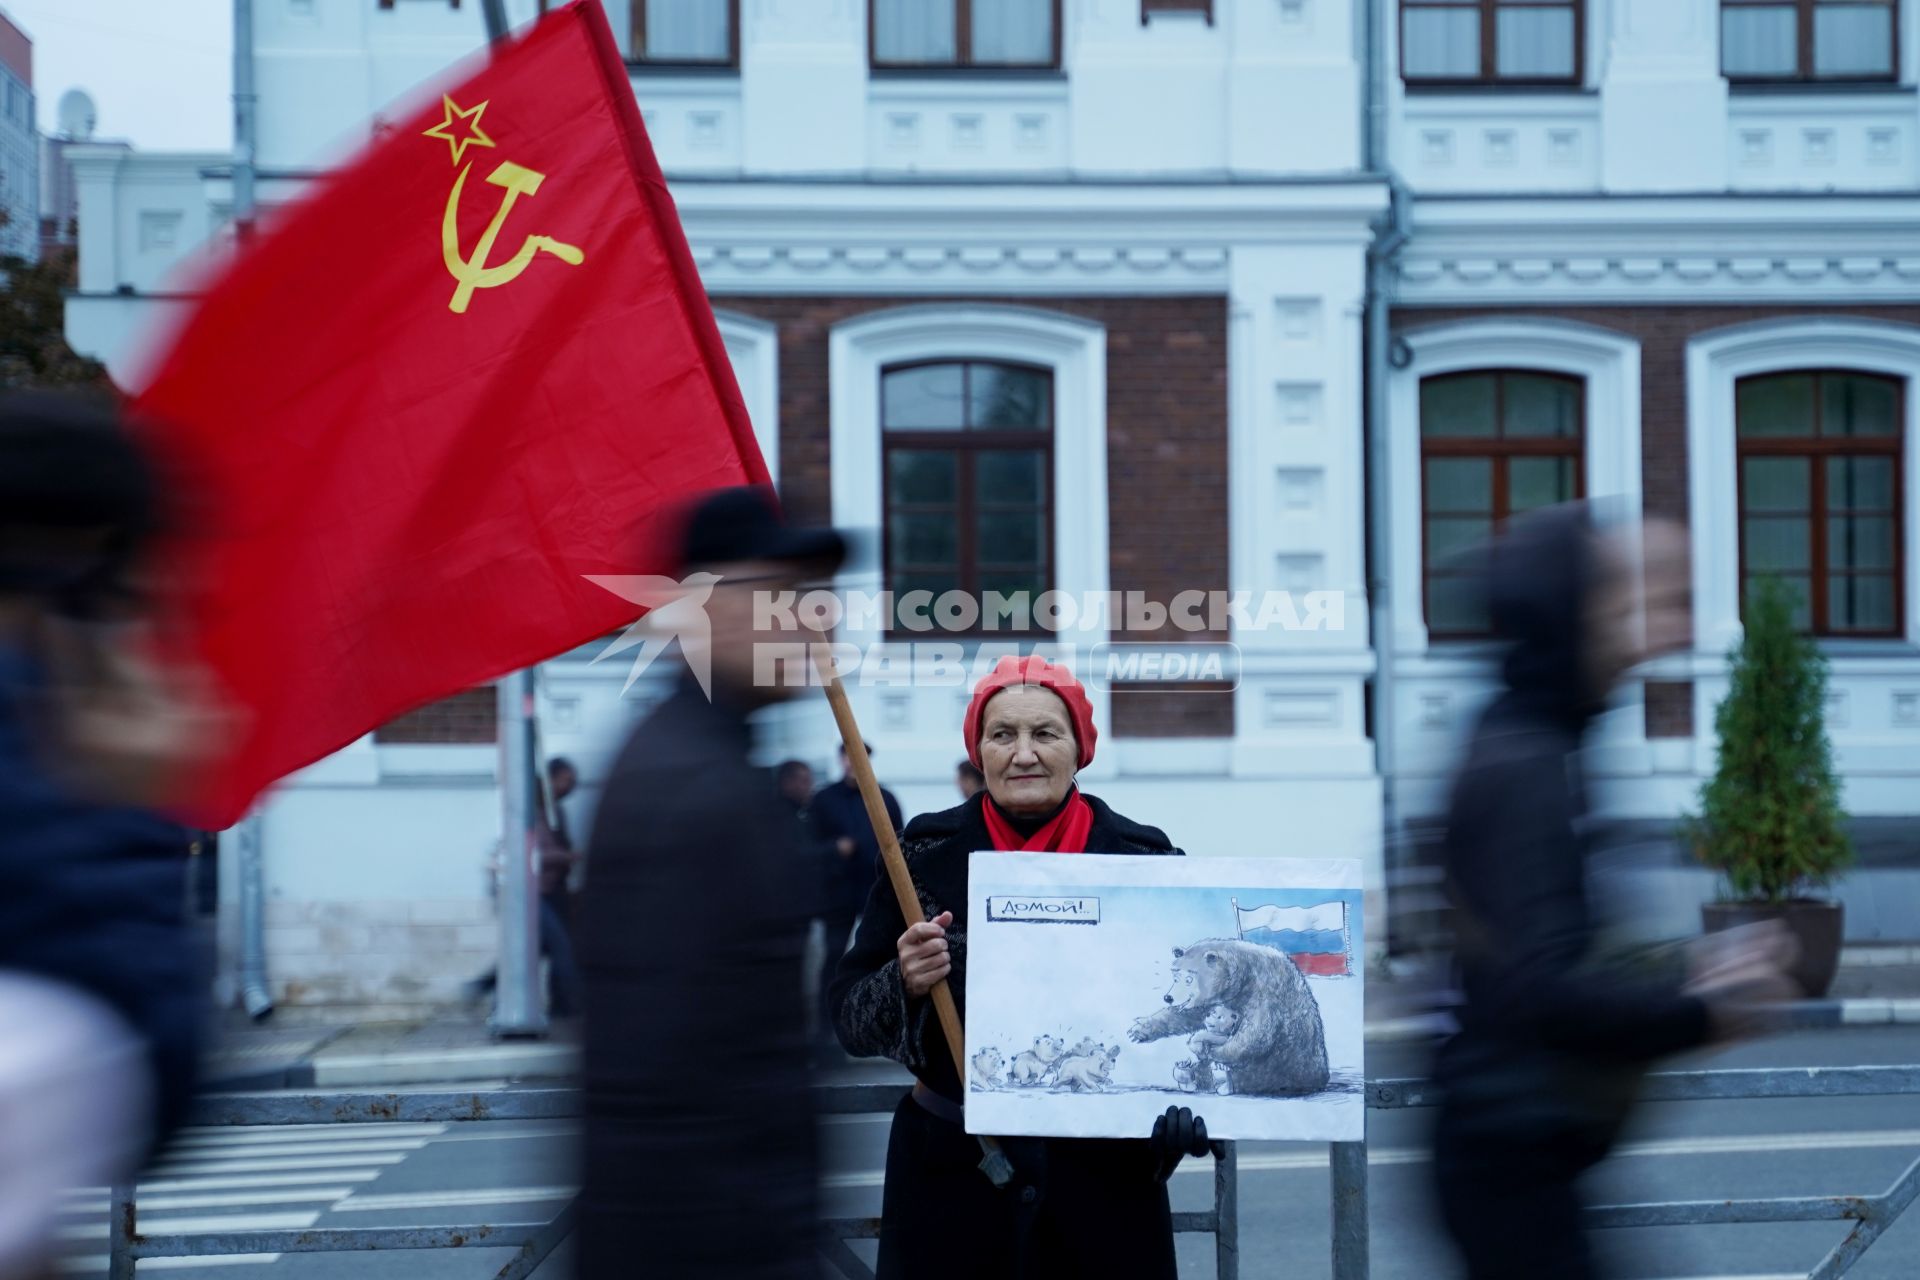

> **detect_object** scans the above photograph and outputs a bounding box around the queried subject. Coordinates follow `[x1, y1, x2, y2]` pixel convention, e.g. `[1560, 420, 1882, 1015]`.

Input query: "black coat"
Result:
[0, 644, 202, 1157]
[829, 790, 1185, 1280]
[809, 776, 902, 916]
[1434, 507, 1711, 1164]
[576, 677, 818, 1279]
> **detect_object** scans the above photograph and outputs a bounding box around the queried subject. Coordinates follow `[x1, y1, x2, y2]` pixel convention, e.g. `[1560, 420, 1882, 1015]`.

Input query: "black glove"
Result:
[1146, 1105, 1224, 1184]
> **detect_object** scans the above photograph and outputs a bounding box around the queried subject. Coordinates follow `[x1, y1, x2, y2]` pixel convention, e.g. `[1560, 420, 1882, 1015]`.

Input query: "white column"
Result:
[1599, 0, 1728, 192]
[1226, 0, 1362, 174]
[739, 0, 865, 174]
[66, 148, 127, 295]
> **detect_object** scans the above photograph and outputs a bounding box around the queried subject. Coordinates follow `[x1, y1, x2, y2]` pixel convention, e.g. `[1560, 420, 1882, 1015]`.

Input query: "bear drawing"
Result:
[1054, 1045, 1119, 1092]
[970, 1047, 1005, 1090]
[1186, 1005, 1239, 1061]
[1065, 1036, 1100, 1060]
[1129, 938, 1330, 1096]
[1009, 1034, 1066, 1085]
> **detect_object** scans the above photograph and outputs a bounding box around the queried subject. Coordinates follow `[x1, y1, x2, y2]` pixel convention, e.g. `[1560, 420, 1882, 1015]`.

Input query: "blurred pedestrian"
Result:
[810, 740, 902, 1046]
[575, 487, 843, 1279]
[775, 758, 815, 813]
[830, 654, 1217, 1279]
[1431, 505, 1797, 1280]
[0, 392, 216, 1279]
[954, 759, 984, 801]
[537, 756, 581, 1018]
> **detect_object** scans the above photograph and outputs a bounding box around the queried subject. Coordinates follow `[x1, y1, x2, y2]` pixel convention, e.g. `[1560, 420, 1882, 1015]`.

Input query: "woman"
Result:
[830, 655, 1215, 1279]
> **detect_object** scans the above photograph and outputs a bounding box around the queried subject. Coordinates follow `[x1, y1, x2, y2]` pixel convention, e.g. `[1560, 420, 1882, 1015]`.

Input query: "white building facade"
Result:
[63, 0, 1920, 1005]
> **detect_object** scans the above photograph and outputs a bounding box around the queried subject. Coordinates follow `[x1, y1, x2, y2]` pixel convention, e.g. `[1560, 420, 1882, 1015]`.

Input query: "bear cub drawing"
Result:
[1054, 1044, 1122, 1092]
[1177, 1005, 1239, 1094]
[1130, 938, 1330, 1096]
[970, 1047, 1005, 1090]
[1009, 1034, 1066, 1085]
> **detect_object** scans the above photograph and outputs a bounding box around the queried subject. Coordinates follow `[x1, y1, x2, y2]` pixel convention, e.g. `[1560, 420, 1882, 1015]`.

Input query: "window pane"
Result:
[981, 569, 1048, 601]
[1426, 458, 1494, 514]
[892, 571, 963, 603]
[1826, 456, 1896, 511]
[977, 449, 1044, 503]
[1496, 6, 1575, 78]
[1829, 574, 1897, 631]
[1428, 514, 1491, 562]
[874, 0, 957, 62]
[1744, 517, 1811, 572]
[1737, 373, 1816, 436]
[642, 0, 730, 60]
[1828, 514, 1896, 571]
[1741, 457, 1812, 513]
[1503, 374, 1581, 438]
[888, 449, 958, 505]
[969, 364, 1050, 429]
[883, 364, 966, 429]
[889, 513, 958, 568]
[1746, 573, 1812, 631]
[1427, 573, 1488, 634]
[1421, 374, 1497, 437]
[971, 0, 1053, 65]
[1403, 8, 1481, 78]
[1814, 5, 1895, 77]
[1509, 456, 1577, 512]
[1723, 5, 1799, 76]
[1821, 373, 1900, 437]
[978, 511, 1044, 565]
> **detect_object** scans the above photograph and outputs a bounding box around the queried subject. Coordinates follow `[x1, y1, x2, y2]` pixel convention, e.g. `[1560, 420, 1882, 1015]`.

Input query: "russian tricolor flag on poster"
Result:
[1236, 901, 1352, 977]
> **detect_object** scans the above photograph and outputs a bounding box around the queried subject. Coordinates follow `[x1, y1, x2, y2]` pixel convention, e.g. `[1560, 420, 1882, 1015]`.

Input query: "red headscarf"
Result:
[965, 655, 1098, 853]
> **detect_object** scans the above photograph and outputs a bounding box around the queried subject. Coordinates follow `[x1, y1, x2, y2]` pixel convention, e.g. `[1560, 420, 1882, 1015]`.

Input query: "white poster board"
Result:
[964, 853, 1363, 1142]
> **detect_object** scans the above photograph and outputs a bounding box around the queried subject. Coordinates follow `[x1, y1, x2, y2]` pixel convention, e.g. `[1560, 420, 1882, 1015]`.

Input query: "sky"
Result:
[3, 0, 229, 151]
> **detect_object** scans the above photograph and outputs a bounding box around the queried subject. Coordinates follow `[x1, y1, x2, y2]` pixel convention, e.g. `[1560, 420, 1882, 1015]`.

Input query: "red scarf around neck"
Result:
[983, 789, 1095, 853]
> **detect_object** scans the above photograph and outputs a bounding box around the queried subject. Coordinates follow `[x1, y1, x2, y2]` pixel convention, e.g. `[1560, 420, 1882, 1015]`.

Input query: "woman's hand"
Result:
[897, 911, 954, 1000]
[1147, 1105, 1222, 1183]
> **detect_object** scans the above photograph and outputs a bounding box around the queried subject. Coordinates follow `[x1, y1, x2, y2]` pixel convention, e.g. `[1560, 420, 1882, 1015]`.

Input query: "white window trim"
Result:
[826, 303, 1110, 651]
[713, 310, 779, 483]
[1388, 317, 1644, 656]
[1687, 317, 1920, 659]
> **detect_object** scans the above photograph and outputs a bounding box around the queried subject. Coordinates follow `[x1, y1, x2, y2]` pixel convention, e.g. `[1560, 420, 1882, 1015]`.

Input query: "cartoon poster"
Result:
[964, 853, 1364, 1142]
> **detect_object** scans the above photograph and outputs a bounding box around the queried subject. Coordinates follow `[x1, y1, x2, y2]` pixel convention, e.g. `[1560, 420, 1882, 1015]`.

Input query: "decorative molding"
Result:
[1685, 317, 1920, 659]
[712, 310, 779, 482]
[1398, 252, 1920, 304]
[691, 242, 1234, 294]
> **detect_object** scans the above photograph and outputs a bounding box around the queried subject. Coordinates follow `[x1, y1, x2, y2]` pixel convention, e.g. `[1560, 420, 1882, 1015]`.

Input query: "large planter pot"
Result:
[1701, 899, 1845, 999]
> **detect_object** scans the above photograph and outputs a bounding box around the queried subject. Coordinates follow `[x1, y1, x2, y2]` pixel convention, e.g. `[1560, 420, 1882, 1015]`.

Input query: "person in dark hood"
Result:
[574, 487, 844, 1280]
[830, 655, 1218, 1280]
[0, 392, 212, 1276]
[1430, 503, 1796, 1280]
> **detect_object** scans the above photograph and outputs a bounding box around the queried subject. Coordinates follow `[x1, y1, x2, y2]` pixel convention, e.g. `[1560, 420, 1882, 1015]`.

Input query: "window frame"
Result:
[1721, 0, 1901, 85]
[1419, 368, 1588, 639]
[626, 0, 741, 69]
[868, 0, 1065, 72]
[1400, 0, 1587, 89]
[878, 357, 1057, 637]
[1141, 0, 1215, 23]
[1734, 368, 1906, 638]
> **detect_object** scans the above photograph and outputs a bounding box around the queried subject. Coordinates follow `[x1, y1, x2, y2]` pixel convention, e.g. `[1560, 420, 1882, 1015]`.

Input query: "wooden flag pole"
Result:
[809, 642, 1013, 1187]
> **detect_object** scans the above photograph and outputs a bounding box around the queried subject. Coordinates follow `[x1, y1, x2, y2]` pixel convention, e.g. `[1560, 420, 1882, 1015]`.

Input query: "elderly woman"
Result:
[830, 655, 1214, 1279]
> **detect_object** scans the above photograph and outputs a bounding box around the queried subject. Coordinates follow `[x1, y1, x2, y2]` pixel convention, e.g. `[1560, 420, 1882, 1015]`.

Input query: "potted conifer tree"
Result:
[1685, 577, 1854, 997]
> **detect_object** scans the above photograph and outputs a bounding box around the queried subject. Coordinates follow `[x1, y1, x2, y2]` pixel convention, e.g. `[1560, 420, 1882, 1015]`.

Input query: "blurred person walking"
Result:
[575, 487, 844, 1279]
[467, 754, 584, 1017]
[954, 759, 984, 801]
[1431, 504, 1797, 1280]
[810, 740, 902, 1046]
[0, 393, 215, 1279]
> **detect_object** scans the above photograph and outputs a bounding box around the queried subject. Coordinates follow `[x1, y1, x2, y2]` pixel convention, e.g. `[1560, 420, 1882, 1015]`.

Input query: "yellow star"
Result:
[422, 95, 495, 167]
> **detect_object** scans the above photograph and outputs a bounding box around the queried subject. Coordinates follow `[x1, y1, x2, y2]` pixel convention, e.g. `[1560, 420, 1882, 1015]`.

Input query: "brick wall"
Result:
[1398, 303, 1920, 736]
[721, 295, 1233, 736]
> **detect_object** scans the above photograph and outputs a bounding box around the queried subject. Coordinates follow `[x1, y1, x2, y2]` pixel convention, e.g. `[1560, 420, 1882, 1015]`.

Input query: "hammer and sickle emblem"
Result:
[441, 159, 584, 315]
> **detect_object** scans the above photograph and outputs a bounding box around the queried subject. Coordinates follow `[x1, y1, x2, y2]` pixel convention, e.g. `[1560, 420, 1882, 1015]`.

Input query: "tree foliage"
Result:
[0, 246, 113, 391]
[1685, 576, 1853, 903]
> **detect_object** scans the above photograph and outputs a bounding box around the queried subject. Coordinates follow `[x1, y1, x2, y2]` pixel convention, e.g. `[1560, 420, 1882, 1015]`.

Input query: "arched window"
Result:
[1419, 369, 1585, 636]
[881, 360, 1053, 626]
[1736, 370, 1904, 635]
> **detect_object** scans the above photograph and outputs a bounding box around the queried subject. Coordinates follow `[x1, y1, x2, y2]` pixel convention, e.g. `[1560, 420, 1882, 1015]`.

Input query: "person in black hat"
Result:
[574, 486, 845, 1280]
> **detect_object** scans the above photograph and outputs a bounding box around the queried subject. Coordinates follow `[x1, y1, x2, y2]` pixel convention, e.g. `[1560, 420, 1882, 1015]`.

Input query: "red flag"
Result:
[135, 0, 765, 829]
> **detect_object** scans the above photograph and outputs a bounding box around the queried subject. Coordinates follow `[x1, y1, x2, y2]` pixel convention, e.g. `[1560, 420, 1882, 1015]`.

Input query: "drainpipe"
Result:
[232, 0, 256, 242]
[1364, 0, 1412, 883]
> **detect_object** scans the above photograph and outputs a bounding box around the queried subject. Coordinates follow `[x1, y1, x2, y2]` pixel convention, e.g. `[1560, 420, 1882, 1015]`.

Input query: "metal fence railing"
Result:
[1336, 1065, 1920, 1280]
[104, 1065, 1916, 1279]
[108, 1084, 1238, 1280]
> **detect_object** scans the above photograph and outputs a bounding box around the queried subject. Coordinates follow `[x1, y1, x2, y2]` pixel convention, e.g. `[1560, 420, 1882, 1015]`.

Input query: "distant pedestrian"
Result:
[1432, 505, 1797, 1279]
[809, 741, 902, 1043]
[537, 756, 581, 1018]
[575, 487, 843, 1279]
[0, 393, 216, 1279]
[775, 758, 815, 812]
[954, 759, 984, 801]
